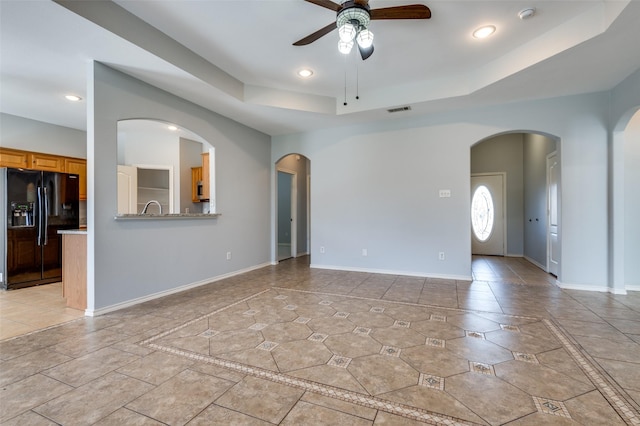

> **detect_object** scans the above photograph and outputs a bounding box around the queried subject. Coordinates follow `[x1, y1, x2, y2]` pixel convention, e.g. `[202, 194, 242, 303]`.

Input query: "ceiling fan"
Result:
[293, 0, 431, 60]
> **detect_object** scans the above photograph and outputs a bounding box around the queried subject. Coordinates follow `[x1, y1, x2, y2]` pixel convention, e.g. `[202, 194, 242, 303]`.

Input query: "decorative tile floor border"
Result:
[140, 288, 640, 426]
[543, 318, 640, 425]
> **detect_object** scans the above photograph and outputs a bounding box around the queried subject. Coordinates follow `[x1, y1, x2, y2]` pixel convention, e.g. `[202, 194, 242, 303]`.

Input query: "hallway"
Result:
[1, 256, 638, 424]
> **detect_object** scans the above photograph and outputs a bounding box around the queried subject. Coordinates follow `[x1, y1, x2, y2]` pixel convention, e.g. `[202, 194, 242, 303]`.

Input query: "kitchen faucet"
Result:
[141, 200, 162, 215]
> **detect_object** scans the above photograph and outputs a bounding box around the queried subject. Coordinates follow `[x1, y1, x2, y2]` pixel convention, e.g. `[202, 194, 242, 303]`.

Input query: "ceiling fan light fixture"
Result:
[473, 25, 496, 39]
[338, 39, 354, 54]
[337, 7, 370, 30]
[64, 94, 82, 102]
[338, 22, 357, 42]
[297, 68, 314, 78]
[356, 29, 374, 48]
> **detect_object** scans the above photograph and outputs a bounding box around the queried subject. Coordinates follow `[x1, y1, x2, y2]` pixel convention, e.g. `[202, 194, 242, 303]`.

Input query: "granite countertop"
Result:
[58, 229, 88, 235]
[114, 213, 221, 221]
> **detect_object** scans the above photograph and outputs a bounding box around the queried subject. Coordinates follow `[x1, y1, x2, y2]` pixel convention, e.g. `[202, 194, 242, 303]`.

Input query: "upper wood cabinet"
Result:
[29, 152, 65, 172]
[201, 153, 210, 201]
[0, 148, 87, 200]
[65, 158, 87, 200]
[0, 148, 29, 168]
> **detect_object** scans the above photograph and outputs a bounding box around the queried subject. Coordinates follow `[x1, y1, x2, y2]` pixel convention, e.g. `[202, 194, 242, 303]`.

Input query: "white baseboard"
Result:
[310, 264, 472, 281]
[85, 262, 272, 317]
[555, 280, 628, 294]
[625, 285, 640, 292]
[523, 255, 547, 272]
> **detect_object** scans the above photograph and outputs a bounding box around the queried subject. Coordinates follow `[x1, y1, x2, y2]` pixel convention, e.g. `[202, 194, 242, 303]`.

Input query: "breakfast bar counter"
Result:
[58, 229, 87, 310]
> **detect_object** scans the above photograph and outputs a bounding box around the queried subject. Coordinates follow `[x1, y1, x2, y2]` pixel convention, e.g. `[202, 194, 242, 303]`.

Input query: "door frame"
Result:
[277, 167, 297, 261]
[546, 151, 560, 275]
[470, 172, 507, 256]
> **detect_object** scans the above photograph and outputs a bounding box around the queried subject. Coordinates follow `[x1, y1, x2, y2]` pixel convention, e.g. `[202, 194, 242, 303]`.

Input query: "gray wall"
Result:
[471, 133, 524, 256]
[0, 112, 86, 158]
[88, 62, 271, 313]
[273, 91, 615, 289]
[624, 111, 640, 288]
[523, 134, 557, 267]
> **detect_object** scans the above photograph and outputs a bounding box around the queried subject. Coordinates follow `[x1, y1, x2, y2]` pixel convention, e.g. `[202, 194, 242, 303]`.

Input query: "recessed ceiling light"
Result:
[297, 69, 314, 78]
[473, 25, 496, 39]
[65, 95, 82, 102]
[167, 125, 178, 131]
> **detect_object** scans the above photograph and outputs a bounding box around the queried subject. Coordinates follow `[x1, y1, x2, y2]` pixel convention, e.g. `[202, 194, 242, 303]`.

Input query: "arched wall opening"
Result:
[470, 131, 561, 277]
[275, 153, 311, 262]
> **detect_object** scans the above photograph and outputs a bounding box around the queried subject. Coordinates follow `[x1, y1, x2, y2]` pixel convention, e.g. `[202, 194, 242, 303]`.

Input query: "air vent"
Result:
[387, 106, 412, 113]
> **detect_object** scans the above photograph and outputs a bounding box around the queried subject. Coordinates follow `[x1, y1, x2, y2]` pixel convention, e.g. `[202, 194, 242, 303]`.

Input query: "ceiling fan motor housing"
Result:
[337, 1, 371, 30]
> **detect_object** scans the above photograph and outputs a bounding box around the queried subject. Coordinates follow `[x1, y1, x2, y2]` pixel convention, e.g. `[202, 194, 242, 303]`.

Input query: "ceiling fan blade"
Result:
[358, 43, 374, 60]
[370, 4, 431, 20]
[303, 0, 342, 12]
[293, 22, 337, 46]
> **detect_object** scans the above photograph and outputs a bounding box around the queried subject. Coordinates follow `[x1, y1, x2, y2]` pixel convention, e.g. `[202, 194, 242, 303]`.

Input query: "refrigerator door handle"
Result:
[43, 187, 49, 245]
[37, 186, 43, 246]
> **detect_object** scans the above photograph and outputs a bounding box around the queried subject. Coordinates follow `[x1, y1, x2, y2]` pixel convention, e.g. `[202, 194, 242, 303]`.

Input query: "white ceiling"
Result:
[1, 0, 639, 136]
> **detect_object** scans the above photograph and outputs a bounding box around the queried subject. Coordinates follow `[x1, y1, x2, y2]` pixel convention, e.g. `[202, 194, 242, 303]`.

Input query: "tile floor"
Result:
[0, 282, 84, 340]
[0, 256, 639, 425]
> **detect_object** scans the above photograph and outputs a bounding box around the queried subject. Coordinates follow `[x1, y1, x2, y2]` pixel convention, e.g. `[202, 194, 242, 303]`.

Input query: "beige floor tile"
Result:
[126, 369, 234, 425]
[300, 392, 377, 421]
[187, 404, 272, 425]
[564, 390, 628, 425]
[347, 354, 419, 396]
[445, 372, 537, 425]
[34, 372, 153, 425]
[281, 400, 373, 425]
[593, 357, 640, 392]
[215, 376, 304, 424]
[43, 347, 140, 387]
[0, 410, 59, 426]
[116, 351, 195, 385]
[0, 374, 73, 422]
[0, 319, 38, 340]
[0, 347, 72, 387]
[92, 408, 165, 425]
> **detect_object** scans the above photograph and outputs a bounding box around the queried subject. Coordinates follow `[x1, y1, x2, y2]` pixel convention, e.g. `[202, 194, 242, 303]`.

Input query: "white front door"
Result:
[471, 174, 505, 256]
[547, 152, 560, 276]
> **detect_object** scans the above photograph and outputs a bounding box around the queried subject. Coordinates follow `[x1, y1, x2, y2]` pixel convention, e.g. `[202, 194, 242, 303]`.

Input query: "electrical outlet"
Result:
[438, 252, 445, 260]
[439, 189, 451, 198]
[226, 251, 232, 260]
[320, 246, 325, 254]
[362, 248, 368, 256]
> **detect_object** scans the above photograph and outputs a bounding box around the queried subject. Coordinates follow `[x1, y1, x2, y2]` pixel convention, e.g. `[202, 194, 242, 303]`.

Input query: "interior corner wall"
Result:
[471, 133, 524, 256]
[272, 92, 610, 288]
[523, 134, 557, 268]
[0, 112, 86, 158]
[89, 62, 271, 311]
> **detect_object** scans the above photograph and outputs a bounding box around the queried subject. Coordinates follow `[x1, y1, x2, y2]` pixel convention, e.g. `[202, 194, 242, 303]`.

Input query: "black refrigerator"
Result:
[1, 168, 80, 290]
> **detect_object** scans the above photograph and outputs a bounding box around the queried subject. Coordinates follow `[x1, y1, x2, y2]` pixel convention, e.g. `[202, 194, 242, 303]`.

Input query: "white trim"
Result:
[84, 262, 271, 317]
[310, 264, 472, 281]
[626, 285, 640, 292]
[555, 280, 627, 294]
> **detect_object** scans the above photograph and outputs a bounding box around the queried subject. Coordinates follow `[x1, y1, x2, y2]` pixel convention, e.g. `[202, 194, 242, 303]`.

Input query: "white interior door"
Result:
[117, 165, 137, 214]
[547, 152, 560, 276]
[471, 174, 505, 255]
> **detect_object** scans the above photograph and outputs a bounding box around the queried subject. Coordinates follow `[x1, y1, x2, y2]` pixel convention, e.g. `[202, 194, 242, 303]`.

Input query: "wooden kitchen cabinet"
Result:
[191, 166, 202, 202]
[65, 158, 87, 200]
[0, 148, 29, 168]
[201, 152, 210, 200]
[29, 152, 65, 172]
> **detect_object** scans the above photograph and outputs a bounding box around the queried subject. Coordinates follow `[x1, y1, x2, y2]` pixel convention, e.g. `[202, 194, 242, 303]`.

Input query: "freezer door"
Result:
[41, 172, 80, 282]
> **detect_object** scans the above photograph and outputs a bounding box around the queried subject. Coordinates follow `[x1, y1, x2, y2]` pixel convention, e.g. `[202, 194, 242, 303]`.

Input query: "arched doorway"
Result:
[470, 132, 560, 275]
[275, 154, 310, 262]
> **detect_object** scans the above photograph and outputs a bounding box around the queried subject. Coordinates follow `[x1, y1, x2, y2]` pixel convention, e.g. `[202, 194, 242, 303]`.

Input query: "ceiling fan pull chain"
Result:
[356, 61, 360, 100]
[344, 55, 348, 106]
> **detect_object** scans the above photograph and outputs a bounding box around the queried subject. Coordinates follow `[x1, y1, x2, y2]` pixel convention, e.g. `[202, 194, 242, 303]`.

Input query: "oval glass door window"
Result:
[471, 185, 494, 242]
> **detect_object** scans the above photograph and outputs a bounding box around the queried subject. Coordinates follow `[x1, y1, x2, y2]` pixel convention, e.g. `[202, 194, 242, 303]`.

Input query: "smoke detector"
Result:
[518, 8, 536, 20]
